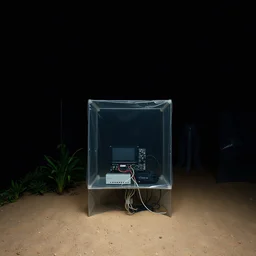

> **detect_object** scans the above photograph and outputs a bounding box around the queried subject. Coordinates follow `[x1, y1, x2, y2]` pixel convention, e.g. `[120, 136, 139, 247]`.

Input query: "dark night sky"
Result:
[28, 5, 254, 100]
[3, 3, 256, 187]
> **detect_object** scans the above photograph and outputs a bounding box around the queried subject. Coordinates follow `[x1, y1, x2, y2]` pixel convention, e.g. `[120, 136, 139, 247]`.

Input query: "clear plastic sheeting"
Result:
[88, 100, 171, 110]
[87, 99, 173, 190]
[86, 99, 173, 216]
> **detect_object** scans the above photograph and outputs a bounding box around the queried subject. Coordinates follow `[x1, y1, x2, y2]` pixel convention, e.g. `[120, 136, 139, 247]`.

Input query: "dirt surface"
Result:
[0, 172, 256, 256]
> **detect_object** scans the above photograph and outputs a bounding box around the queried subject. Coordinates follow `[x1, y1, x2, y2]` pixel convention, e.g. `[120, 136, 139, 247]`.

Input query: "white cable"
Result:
[124, 166, 140, 214]
[121, 168, 134, 185]
[126, 167, 137, 214]
[125, 188, 137, 214]
[122, 166, 166, 215]
[129, 166, 166, 215]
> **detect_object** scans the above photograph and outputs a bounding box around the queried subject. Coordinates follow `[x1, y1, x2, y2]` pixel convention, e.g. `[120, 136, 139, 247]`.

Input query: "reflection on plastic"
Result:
[221, 143, 234, 151]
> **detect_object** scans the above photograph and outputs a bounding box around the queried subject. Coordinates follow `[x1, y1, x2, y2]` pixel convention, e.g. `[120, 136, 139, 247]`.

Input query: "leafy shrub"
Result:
[0, 144, 84, 207]
[0, 190, 7, 206]
[28, 180, 48, 195]
[43, 144, 84, 194]
[0, 180, 27, 204]
[21, 166, 50, 185]
[8, 180, 26, 201]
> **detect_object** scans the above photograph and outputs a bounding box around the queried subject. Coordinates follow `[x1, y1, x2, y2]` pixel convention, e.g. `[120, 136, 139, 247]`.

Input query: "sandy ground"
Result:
[0, 171, 255, 256]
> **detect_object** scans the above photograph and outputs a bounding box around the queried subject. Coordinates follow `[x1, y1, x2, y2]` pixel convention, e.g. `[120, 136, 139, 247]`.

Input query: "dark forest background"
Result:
[3, 3, 256, 189]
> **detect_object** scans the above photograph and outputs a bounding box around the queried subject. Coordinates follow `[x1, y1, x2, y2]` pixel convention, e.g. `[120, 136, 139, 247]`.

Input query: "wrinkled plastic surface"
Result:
[87, 100, 172, 189]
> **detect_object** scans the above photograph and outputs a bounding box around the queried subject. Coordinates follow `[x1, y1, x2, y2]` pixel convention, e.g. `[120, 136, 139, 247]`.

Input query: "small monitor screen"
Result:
[112, 147, 136, 163]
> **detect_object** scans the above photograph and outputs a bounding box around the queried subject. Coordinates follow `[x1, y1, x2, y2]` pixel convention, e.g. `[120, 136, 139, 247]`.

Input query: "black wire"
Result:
[146, 190, 152, 204]
[156, 190, 162, 204]
[132, 189, 163, 213]
[145, 190, 148, 203]
[146, 155, 160, 171]
[152, 190, 162, 210]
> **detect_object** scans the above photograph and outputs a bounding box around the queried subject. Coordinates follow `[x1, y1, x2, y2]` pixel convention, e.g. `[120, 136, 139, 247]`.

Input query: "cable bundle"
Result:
[121, 165, 166, 215]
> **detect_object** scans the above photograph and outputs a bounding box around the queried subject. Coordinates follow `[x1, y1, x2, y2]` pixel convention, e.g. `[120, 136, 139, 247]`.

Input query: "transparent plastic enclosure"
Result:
[87, 100, 172, 189]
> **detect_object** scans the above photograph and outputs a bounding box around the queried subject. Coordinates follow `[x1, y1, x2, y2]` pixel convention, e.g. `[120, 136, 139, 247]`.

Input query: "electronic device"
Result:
[106, 146, 158, 185]
[137, 148, 146, 172]
[111, 146, 138, 164]
[106, 173, 131, 184]
[110, 146, 146, 172]
[135, 171, 159, 184]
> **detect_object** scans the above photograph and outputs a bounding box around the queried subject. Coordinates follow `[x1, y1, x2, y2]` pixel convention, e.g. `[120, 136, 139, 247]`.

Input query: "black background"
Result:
[3, 2, 256, 188]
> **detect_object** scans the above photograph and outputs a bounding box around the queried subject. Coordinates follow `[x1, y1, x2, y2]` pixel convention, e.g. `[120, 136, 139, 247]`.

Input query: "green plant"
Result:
[21, 166, 56, 192]
[8, 180, 26, 201]
[28, 180, 48, 195]
[0, 189, 15, 204]
[0, 180, 27, 205]
[43, 144, 84, 194]
[0, 198, 5, 206]
[0, 190, 7, 206]
[21, 166, 45, 186]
